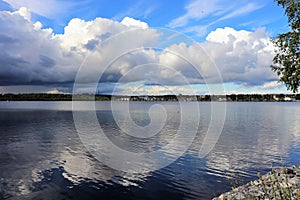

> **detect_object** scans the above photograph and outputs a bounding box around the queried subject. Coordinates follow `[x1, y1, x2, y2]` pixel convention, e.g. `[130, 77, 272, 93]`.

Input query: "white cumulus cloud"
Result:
[0, 8, 280, 93]
[121, 17, 149, 29]
[0, 8, 158, 87]
[202, 27, 277, 85]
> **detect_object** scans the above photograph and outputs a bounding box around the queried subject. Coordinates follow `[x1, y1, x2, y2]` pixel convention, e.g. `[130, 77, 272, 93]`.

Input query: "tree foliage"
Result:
[271, 0, 300, 92]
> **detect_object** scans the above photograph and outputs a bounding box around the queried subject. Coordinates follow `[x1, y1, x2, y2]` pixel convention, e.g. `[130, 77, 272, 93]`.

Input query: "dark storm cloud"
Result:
[0, 52, 30, 84]
[0, 34, 18, 43]
[84, 39, 99, 50]
[39, 55, 56, 68]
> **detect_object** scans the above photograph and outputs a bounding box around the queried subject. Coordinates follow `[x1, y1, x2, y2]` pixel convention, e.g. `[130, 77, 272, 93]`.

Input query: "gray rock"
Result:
[212, 166, 300, 200]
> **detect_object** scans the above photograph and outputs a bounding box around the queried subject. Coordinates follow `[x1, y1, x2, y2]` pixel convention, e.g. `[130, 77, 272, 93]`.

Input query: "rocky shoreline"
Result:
[213, 166, 300, 200]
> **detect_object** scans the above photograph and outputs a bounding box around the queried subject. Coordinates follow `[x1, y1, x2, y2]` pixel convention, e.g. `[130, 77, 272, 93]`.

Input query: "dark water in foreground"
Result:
[0, 101, 299, 199]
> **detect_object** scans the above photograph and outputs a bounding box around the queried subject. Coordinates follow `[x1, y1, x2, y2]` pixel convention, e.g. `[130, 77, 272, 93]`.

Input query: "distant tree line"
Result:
[0, 93, 299, 102]
[221, 93, 300, 102]
[0, 93, 111, 101]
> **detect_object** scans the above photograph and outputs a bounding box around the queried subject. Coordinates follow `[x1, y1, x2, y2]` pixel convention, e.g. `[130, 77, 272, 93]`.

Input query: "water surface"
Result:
[0, 101, 299, 199]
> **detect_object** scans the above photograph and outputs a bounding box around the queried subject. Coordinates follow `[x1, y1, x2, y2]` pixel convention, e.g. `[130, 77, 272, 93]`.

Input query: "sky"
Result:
[0, 0, 294, 95]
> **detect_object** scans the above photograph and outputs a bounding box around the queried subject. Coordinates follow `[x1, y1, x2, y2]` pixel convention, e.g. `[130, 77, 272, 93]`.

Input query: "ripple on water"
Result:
[0, 102, 299, 199]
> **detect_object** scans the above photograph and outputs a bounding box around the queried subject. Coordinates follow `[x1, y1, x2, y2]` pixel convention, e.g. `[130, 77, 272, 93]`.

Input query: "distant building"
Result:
[120, 97, 130, 101]
[273, 95, 279, 101]
[284, 97, 291, 101]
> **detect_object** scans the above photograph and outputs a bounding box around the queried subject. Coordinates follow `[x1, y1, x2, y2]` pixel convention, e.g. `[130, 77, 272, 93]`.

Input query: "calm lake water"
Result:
[0, 101, 299, 199]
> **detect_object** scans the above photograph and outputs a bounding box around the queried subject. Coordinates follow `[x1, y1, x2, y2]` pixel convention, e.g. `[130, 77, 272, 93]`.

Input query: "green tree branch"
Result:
[271, 0, 300, 92]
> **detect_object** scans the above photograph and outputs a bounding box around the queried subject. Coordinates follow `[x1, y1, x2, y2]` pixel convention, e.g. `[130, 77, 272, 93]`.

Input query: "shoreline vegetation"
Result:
[0, 93, 300, 102]
[213, 165, 300, 200]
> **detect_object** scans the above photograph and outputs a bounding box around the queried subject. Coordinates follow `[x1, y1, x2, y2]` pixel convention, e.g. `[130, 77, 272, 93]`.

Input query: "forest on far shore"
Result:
[0, 93, 299, 102]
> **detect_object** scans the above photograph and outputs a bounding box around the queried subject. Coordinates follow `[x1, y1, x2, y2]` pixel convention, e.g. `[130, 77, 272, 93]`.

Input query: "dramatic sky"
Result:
[0, 0, 293, 94]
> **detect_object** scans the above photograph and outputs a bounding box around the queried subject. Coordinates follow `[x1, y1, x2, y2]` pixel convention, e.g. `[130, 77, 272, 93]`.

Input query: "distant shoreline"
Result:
[0, 93, 299, 102]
